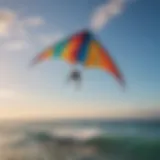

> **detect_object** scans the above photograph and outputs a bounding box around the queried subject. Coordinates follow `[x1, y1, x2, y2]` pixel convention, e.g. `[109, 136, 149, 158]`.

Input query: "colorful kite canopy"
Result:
[31, 30, 125, 87]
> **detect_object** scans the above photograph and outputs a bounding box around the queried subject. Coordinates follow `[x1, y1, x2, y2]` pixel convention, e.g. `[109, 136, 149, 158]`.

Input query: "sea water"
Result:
[0, 119, 160, 160]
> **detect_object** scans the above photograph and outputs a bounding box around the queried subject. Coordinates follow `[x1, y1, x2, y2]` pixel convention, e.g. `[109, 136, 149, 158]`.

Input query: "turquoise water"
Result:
[0, 119, 160, 160]
[86, 136, 160, 160]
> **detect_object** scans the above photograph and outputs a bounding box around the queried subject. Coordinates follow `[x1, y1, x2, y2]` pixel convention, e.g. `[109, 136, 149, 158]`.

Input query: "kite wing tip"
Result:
[29, 57, 39, 69]
[119, 76, 126, 91]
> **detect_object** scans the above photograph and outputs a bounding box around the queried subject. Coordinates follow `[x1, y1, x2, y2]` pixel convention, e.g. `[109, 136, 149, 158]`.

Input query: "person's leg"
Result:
[75, 77, 81, 90]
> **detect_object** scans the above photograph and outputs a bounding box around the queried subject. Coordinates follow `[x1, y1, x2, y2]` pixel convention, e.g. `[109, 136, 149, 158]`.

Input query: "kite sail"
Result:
[31, 30, 125, 87]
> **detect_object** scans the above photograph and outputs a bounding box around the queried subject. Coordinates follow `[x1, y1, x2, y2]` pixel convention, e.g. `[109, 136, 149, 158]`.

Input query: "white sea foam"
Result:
[53, 127, 102, 140]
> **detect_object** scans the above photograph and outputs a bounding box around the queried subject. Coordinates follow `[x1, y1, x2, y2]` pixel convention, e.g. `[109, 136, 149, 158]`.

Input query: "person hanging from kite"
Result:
[67, 68, 82, 89]
[30, 29, 125, 89]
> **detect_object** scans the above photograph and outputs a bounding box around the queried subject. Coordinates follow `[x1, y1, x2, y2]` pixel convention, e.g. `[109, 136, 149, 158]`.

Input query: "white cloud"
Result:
[0, 9, 45, 52]
[0, 9, 16, 37]
[22, 16, 45, 27]
[0, 89, 32, 101]
[91, 0, 127, 31]
[3, 39, 29, 51]
[0, 89, 18, 99]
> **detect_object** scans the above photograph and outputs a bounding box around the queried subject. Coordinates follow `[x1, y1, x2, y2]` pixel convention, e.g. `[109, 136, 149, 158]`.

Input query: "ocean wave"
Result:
[0, 120, 160, 160]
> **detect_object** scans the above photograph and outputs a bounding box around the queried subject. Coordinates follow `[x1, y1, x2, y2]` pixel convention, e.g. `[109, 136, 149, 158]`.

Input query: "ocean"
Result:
[0, 119, 160, 160]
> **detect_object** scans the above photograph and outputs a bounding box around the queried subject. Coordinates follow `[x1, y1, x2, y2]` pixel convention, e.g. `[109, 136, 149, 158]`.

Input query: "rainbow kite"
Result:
[31, 30, 125, 86]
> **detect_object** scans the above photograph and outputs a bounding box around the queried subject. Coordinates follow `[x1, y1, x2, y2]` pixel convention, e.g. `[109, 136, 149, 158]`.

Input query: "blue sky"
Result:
[0, 0, 159, 120]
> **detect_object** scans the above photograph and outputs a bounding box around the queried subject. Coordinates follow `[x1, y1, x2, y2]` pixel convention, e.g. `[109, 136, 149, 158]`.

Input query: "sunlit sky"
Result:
[0, 0, 159, 120]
